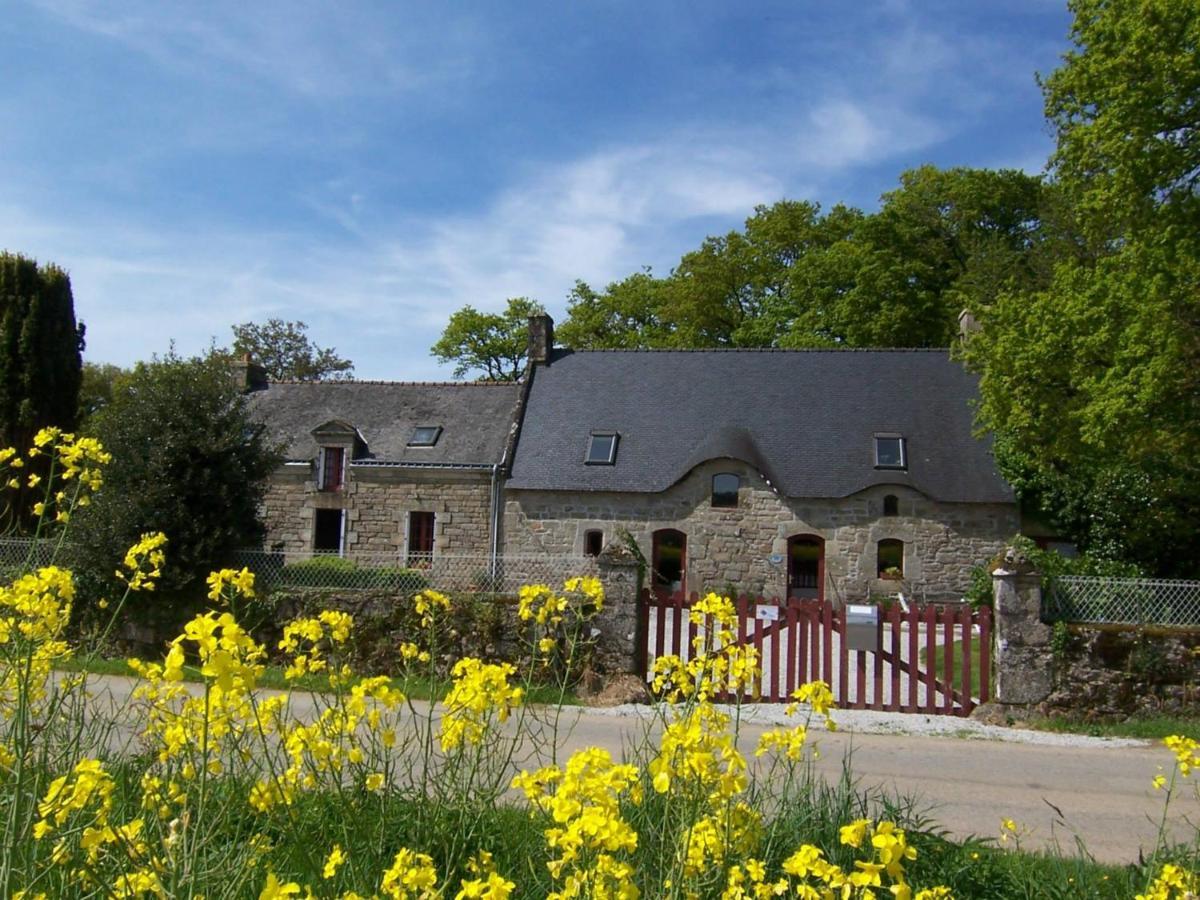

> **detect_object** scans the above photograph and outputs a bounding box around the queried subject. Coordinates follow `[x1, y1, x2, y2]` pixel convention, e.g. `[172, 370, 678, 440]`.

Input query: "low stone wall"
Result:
[1044, 626, 1200, 718]
[258, 549, 643, 681]
[989, 556, 1200, 719]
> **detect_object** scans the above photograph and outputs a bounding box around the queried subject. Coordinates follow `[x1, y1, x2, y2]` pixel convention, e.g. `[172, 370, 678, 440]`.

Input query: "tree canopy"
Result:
[0, 252, 85, 451]
[965, 0, 1200, 576]
[553, 167, 1048, 353]
[70, 350, 280, 608]
[430, 297, 541, 381]
[230, 319, 353, 381]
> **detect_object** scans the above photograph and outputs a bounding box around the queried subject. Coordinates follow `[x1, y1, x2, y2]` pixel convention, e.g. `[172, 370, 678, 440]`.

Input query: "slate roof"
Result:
[247, 381, 520, 467]
[506, 348, 1013, 503]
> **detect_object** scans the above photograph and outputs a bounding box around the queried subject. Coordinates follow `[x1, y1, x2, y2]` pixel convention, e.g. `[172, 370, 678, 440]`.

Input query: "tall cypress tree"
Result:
[0, 252, 85, 452]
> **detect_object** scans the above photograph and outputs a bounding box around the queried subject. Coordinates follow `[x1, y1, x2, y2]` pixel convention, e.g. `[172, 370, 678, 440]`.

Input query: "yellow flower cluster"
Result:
[720, 818, 930, 900]
[0, 566, 75, 719]
[1165, 735, 1200, 777]
[650, 593, 763, 703]
[414, 588, 451, 627]
[518, 584, 568, 628]
[439, 658, 524, 752]
[116, 532, 168, 592]
[5, 429, 110, 523]
[380, 847, 439, 899]
[279, 609, 355, 682]
[206, 565, 256, 603]
[33, 758, 114, 840]
[518, 578, 606, 664]
[455, 850, 516, 900]
[513, 747, 640, 899]
[1137, 862, 1199, 900]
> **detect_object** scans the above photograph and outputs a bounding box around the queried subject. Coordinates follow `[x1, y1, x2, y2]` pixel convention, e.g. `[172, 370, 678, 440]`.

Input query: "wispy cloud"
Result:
[28, 0, 485, 100]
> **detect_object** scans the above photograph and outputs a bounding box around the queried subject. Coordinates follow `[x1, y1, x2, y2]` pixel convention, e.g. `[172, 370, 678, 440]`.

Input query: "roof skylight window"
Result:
[585, 432, 619, 465]
[408, 426, 442, 447]
[874, 434, 906, 469]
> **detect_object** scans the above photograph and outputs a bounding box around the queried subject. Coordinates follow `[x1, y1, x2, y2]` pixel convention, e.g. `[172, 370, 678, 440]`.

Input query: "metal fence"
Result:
[230, 550, 598, 596]
[1045, 576, 1200, 627]
[0, 537, 61, 575]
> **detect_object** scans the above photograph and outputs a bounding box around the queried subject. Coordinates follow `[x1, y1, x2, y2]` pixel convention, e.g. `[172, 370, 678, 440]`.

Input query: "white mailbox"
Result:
[844, 604, 880, 652]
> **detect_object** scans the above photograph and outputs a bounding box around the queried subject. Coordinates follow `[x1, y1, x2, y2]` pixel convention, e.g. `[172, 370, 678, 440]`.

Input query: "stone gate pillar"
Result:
[593, 542, 642, 674]
[991, 548, 1051, 705]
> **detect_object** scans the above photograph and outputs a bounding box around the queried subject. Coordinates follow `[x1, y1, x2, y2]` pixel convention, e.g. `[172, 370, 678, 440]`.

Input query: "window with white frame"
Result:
[317, 446, 346, 491]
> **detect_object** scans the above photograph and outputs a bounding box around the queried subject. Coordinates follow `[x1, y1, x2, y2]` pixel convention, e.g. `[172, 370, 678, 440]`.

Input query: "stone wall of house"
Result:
[503, 459, 1018, 604]
[260, 464, 495, 559]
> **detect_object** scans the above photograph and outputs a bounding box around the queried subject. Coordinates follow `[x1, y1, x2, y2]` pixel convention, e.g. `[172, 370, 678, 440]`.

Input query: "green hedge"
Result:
[275, 556, 429, 592]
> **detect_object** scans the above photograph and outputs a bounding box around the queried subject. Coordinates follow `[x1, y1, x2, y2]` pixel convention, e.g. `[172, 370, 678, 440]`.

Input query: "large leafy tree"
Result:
[556, 171, 1047, 352]
[966, 0, 1200, 575]
[70, 350, 280, 606]
[0, 253, 85, 450]
[431, 297, 541, 380]
[230, 319, 353, 381]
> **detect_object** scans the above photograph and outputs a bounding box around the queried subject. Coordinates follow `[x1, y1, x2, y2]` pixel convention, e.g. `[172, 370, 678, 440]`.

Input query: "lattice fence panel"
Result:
[1046, 576, 1200, 626]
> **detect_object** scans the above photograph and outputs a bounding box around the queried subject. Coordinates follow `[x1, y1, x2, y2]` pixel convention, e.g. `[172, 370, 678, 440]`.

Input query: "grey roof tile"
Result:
[247, 381, 520, 467]
[507, 348, 1013, 503]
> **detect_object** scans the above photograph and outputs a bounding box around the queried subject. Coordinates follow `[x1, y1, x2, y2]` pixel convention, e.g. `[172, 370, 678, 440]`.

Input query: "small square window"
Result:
[408, 426, 442, 447]
[583, 530, 604, 557]
[585, 432, 618, 465]
[875, 435, 906, 469]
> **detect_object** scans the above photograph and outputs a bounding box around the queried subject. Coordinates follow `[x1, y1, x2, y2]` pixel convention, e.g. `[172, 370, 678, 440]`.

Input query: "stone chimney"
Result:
[528, 313, 555, 365]
[231, 354, 269, 393]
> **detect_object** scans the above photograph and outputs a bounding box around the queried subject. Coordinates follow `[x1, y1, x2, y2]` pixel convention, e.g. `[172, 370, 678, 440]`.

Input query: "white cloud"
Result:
[27, 0, 484, 101]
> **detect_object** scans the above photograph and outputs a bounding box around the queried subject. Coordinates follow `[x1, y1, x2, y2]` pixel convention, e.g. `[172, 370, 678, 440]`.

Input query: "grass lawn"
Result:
[918, 640, 982, 700]
[1026, 714, 1200, 742]
[57, 655, 578, 705]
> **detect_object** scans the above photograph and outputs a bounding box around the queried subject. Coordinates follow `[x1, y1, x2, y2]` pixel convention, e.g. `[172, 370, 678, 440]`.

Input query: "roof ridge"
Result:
[266, 379, 519, 387]
[556, 347, 950, 354]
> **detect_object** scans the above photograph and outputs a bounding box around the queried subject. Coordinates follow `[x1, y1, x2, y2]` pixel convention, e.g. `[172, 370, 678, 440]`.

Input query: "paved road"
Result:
[82, 674, 1182, 865]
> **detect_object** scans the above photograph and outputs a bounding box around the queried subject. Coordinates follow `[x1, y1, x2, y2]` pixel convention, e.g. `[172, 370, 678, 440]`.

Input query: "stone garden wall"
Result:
[990, 558, 1200, 718]
[505, 458, 1017, 604]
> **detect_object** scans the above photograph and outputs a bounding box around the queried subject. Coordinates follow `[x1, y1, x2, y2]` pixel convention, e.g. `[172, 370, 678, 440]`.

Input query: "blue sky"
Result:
[2, 1, 1072, 380]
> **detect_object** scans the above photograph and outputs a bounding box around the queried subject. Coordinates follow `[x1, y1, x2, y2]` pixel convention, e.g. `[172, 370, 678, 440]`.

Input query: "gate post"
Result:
[991, 548, 1051, 706]
[594, 542, 642, 674]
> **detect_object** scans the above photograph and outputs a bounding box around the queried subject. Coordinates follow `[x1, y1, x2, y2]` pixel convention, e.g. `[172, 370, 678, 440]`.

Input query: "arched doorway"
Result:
[787, 534, 824, 601]
[652, 529, 687, 598]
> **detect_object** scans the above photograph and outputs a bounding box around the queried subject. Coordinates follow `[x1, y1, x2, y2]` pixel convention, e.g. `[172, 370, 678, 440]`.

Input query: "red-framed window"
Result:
[319, 447, 345, 492]
[407, 511, 435, 565]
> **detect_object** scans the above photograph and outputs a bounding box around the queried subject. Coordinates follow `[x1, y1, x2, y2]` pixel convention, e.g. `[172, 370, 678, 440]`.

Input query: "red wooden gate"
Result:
[638, 590, 991, 717]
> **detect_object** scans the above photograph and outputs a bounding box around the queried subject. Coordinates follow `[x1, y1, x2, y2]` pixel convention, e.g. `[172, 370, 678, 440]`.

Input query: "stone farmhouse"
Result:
[245, 371, 520, 563]
[245, 316, 1018, 604]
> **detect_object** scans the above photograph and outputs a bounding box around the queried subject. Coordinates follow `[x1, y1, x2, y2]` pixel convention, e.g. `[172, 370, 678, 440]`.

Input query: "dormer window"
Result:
[408, 426, 442, 447]
[712, 473, 740, 508]
[874, 434, 906, 469]
[317, 446, 345, 492]
[585, 432, 618, 465]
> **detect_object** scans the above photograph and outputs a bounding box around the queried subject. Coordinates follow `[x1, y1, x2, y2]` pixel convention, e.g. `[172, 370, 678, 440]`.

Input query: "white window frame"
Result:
[317, 446, 348, 491]
[313, 508, 345, 556]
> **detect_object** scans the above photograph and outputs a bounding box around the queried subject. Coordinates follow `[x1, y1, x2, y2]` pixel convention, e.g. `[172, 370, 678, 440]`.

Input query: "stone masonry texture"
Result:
[504, 459, 1018, 604]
